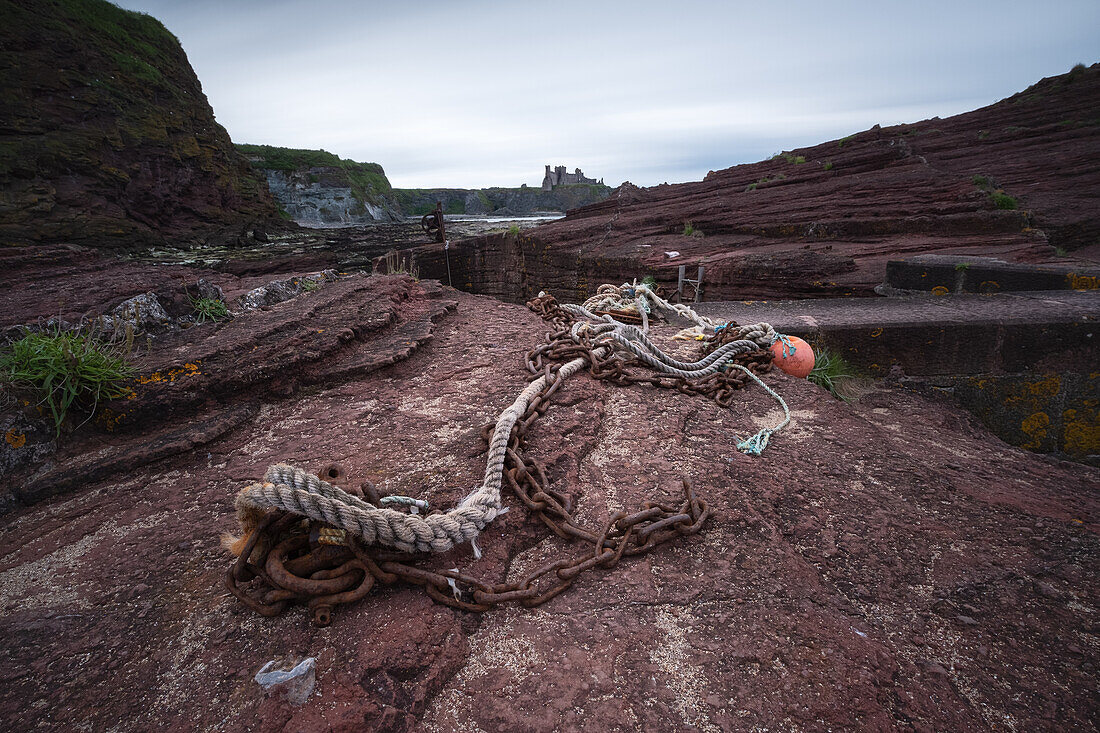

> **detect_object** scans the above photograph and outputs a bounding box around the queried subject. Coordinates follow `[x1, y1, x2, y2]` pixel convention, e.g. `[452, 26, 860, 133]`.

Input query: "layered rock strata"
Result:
[0, 0, 281, 248]
[411, 65, 1099, 303]
[0, 275, 1096, 731]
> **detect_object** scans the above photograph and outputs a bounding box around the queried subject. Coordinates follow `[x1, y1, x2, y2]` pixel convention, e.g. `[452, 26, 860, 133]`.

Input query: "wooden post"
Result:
[677, 264, 686, 303]
[695, 266, 705, 302]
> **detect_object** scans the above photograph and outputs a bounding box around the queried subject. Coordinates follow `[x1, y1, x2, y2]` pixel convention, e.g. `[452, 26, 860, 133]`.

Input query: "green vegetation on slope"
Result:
[236, 144, 393, 203]
[0, 326, 135, 435]
[0, 0, 278, 245]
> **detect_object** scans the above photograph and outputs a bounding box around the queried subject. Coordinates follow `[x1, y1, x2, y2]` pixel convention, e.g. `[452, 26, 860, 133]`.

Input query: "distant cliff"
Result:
[236, 145, 402, 225]
[0, 0, 281, 248]
[240, 142, 614, 225]
[393, 184, 612, 217]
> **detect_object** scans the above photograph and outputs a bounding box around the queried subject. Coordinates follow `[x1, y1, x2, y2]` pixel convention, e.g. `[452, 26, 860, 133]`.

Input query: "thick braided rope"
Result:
[236, 348, 607, 553]
[564, 303, 772, 379]
[234, 284, 785, 554]
[582, 283, 646, 315]
[572, 285, 778, 346]
[633, 283, 717, 329]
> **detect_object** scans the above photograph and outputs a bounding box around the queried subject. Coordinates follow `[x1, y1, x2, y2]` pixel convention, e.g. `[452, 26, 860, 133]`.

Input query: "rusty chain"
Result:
[226, 293, 769, 625]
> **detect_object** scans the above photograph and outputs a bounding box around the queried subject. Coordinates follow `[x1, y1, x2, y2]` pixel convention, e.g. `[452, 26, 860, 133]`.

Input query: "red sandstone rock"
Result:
[0, 1, 282, 249]
[411, 65, 1100, 302]
[0, 272, 1096, 731]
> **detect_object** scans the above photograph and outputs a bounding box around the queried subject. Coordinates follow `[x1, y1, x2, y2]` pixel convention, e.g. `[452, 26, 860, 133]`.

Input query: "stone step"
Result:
[697, 290, 1099, 377]
[696, 291, 1099, 458]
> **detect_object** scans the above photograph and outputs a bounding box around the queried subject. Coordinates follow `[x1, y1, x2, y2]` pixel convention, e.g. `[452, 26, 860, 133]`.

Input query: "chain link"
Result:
[226, 292, 769, 625]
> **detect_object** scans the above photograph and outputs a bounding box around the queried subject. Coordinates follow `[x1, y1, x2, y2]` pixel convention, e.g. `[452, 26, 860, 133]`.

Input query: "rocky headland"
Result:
[236, 145, 404, 226]
[0, 0, 282, 249]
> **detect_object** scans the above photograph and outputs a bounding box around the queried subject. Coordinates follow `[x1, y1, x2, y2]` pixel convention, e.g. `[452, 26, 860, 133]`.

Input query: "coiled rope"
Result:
[233, 283, 791, 554]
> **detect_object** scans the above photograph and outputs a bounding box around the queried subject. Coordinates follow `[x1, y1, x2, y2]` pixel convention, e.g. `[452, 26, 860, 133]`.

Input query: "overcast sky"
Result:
[114, 0, 1099, 189]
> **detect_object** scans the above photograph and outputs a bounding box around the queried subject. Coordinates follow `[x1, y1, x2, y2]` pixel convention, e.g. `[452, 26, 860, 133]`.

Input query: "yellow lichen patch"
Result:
[1066, 273, 1099, 290]
[1027, 374, 1061, 398]
[135, 360, 202, 386]
[1062, 406, 1100, 455]
[96, 407, 124, 432]
[4, 429, 26, 449]
[1019, 412, 1050, 450]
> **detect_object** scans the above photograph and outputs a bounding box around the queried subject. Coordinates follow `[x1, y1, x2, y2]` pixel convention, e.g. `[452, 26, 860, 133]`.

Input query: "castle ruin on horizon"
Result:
[541, 164, 603, 191]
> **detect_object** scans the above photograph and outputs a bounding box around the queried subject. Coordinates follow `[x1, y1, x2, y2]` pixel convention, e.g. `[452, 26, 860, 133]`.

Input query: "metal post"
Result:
[435, 201, 447, 244]
[444, 239, 453, 288]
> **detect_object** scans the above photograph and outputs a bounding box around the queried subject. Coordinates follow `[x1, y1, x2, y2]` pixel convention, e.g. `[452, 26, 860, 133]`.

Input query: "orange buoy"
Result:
[769, 335, 815, 378]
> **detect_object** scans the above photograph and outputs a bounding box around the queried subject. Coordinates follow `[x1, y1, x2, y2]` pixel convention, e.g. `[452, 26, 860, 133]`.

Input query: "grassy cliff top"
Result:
[235, 144, 392, 194]
[1, 0, 187, 106]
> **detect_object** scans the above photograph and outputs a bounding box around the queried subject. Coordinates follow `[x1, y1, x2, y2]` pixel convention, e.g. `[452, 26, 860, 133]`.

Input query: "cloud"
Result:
[117, 0, 1100, 187]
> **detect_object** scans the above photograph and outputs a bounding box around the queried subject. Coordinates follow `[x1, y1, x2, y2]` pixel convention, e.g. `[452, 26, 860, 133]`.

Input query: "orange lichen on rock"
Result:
[4, 429, 26, 449]
[135, 361, 202, 385]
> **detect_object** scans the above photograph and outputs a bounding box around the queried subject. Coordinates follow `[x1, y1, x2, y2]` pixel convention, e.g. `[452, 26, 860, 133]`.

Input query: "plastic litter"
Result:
[254, 657, 317, 705]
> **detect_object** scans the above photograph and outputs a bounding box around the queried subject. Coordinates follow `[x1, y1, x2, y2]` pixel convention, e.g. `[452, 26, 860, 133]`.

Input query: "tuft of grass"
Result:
[1054, 246, 1068, 257]
[190, 296, 229, 324]
[977, 130, 990, 140]
[508, 223, 521, 236]
[746, 173, 786, 192]
[808, 347, 856, 401]
[682, 222, 696, 236]
[991, 191, 1018, 210]
[641, 275, 657, 289]
[0, 326, 135, 435]
[379, 249, 420, 280]
[823, 161, 833, 171]
[772, 152, 806, 164]
[837, 134, 855, 147]
[299, 279, 320, 293]
[955, 262, 971, 271]
[972, 176, 1018, 209]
